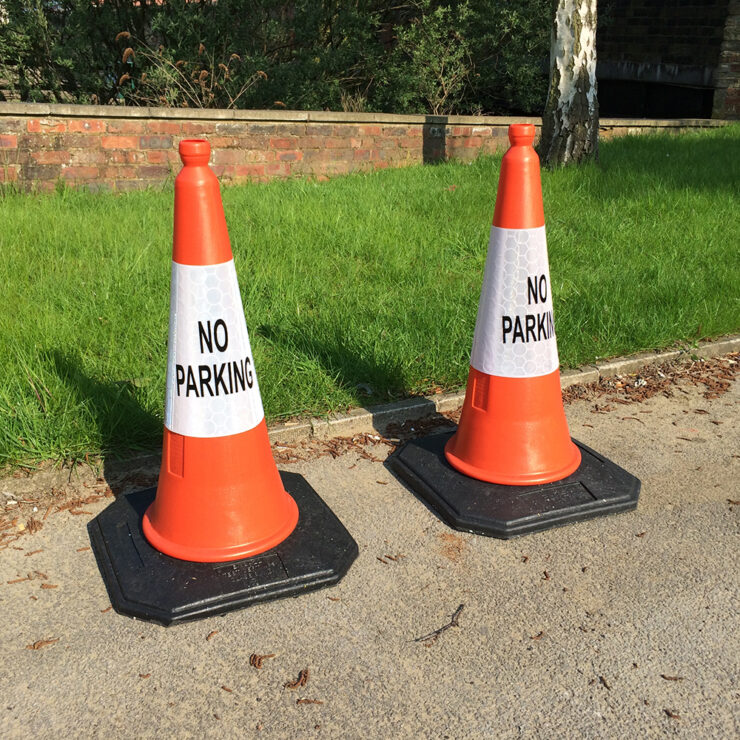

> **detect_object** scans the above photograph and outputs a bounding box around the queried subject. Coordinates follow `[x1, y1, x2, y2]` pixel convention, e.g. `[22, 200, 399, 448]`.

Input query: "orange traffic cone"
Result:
[89, 140, 357, 623]
[142, 139, 298, 562]
[444, 123, 581, 485]
[389, 124, 640, 538]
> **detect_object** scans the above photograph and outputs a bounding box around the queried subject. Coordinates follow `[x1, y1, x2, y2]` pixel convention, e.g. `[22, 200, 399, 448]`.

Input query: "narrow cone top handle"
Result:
[173, 138, 231, 265]
[179, 139, 211, 166]
[493, 123, 544, 228]
[508, 123, 536, 146]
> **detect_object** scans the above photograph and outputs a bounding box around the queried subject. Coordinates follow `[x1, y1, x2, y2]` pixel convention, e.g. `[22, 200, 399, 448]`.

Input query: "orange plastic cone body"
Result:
[142, 140, 298, 562]
[444, 124, 581, 485]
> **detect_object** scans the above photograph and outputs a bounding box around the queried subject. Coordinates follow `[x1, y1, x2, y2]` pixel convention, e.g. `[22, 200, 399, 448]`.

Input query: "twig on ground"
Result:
[414, 603, 465, 646]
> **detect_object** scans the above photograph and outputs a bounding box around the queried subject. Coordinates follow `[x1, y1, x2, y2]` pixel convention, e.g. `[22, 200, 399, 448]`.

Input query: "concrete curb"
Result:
[267, 334, 740, 444]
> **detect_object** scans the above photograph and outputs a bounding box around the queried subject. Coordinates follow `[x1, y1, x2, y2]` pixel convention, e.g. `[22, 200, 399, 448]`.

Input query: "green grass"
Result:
[1, 125, 738, 465]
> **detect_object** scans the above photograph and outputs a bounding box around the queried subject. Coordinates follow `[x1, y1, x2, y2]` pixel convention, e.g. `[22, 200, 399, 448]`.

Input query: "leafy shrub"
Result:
[0, 0, 550, 115]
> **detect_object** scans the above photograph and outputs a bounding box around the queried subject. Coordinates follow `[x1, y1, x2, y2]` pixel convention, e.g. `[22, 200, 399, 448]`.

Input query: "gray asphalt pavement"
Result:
[0, 372, 738, 738]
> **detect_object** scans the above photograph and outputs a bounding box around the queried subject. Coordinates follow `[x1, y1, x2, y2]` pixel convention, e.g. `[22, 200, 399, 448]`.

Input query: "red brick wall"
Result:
[0, 103, 730, 192]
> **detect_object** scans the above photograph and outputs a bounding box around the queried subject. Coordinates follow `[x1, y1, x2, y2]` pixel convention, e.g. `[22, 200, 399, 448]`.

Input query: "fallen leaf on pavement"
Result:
[26, 637, 59, 650]
[249, 652, 276, 669]
[284, 668, 310, 689]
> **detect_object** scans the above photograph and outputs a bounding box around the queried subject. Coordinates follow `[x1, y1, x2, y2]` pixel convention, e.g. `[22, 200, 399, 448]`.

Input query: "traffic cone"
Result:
[89, 140, 357, 623]
[142, 139, 298, 562]
[388, 124, 640, 538]
[444, 123, 581, 485]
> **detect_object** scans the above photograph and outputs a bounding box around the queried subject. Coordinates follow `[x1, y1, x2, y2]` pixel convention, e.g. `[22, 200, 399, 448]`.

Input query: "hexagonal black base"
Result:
[88, 472, 358, 626]
[387, 432, 640, 538]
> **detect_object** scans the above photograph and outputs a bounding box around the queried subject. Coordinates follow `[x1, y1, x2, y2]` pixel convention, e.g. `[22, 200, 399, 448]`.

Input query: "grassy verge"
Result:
[1, 125, 738, 465]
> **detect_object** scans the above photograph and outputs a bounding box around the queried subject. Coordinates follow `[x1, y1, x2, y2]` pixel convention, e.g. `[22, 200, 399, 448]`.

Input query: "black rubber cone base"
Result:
[89, 472, 358, 626]
[388, 431, 640, 538]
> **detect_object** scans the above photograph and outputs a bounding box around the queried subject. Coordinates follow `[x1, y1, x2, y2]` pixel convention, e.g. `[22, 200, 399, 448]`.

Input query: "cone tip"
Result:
[179, 139, 211, 166]
[508, 124, 536, 146]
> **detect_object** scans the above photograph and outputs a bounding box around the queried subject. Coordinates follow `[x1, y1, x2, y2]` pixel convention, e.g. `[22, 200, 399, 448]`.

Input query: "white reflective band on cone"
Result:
[164, 259, 265, 437]
[470, 226, 560, 378]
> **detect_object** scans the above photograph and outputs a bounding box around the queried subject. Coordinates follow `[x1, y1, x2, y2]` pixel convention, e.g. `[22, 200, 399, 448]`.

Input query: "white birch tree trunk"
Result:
[538, 0, 599, 166]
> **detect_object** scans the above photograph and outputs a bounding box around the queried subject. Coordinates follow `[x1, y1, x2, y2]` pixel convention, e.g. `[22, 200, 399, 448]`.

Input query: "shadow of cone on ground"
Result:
[254, 321, 410, 419]
[49, 349, 161, 460]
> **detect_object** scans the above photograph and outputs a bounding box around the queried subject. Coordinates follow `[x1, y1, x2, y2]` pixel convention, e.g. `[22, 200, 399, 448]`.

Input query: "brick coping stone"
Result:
[0, 101, 731, 129]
